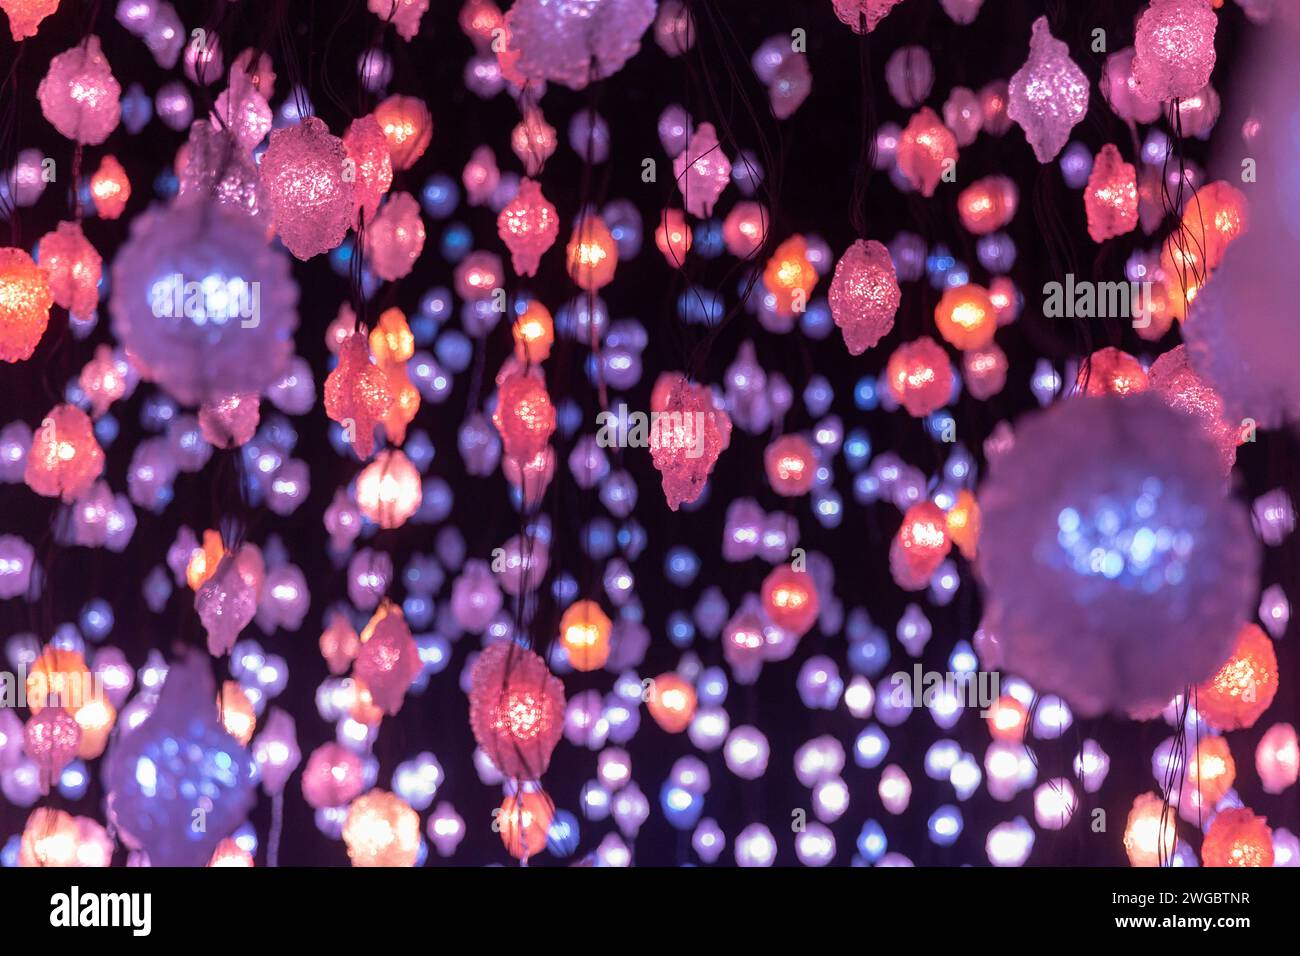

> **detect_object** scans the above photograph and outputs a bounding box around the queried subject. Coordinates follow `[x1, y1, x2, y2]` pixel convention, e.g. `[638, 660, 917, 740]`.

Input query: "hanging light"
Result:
[355, 448, 422, 529]
[559, 599, 613, 672]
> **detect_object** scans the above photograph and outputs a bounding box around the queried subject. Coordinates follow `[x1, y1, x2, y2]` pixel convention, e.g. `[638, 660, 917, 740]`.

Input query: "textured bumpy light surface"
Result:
[1148, 344, 1238, 473]
[831, 0, 904, 34]
[211, 77, 270, 150]
[368, 191, 426, 281]
[493, 370, 556, 462]
[368, 0, 428, 40]
[1201, 807, 1273, 867]
[177, 122, 269, 225]
[1123, 792, 1176, 867]
[896, 107, 958, 197]
[886, 337, 952, 417]
[1079, 347, 1148, 397]
[343, 790, 420, 866]
[0, 0, 1290, 872]
[511, 106, 557, 175]
[18, 807, 112, 867]
[1007, 17, 1089, 163]
[828, 239, 900, 355]
[649, 373, 731, 510]
[198, 392, 259, 448]
[1194, 623, 1278, 731]
[498, 178, 559, 277]
[372, 95, 432, 170]
[0, 247, 53, 363]
[354, 602, 422, 714]
[1084, 144, 1139, 242]
[109, 199, 299, 406]
[468, 641, 566, 780]
[324, 331, 393, 459]
[673, 122, 731, 217]
[195, 551, 261, 657]
[978, 394, 1258, 717]
[0, 0, 59, 40]
[260, 116, 355, 260]
[24, 404, 104, 501]
[37, 35, 121, 144]
[343, 114, 394, 225]
[505, 0, 656, 90]
[301, 742, 365, 808]
[37, 221, 102, 320]
[1133, 0, 1218, 103]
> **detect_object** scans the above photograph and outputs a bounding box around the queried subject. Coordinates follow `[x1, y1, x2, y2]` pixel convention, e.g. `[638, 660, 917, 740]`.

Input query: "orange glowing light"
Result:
[186, 529, 226, 590]
[512, 301, 554, 364]
[935, 284, 997, 350]
[89, 154, 131, 219]
[762, 235, 818, 316]
[1195, 623, 1278, 731]
[26, 648, 91, 715]
[646, 672, 697, 733]
[219, 680, 257, 745]
[369, 307, 415, 365]
[945, 490, 981, 559]
[565, 215, 618, 291]
[559, 599, 613, 672]
[497, 789, 553, 860]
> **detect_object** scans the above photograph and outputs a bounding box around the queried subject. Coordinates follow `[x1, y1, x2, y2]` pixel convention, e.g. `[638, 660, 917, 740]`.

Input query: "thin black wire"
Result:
[849, 14, 877, 239]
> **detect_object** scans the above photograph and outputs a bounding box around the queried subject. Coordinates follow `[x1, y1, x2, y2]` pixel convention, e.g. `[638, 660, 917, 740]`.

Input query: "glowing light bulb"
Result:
[497, 178, 559, 278]
[356, 449, 422, 529]
[764, 433, 816, 497]
[647, 673, 697, 733]
[762, 235, 818, 316]
[565, 214, 618, 290]
[1195, 623, 1278, 731]
[343, 789, 421, 866]
[512, 301, 554, 364]
[1202, 807, 1274, 868]
[0, 247, 53, 363]
[897, 107, 957, 197]
[654, 207, 693, 267]
[934, 283, 997, 350]
[559, 599, 613, 672]
[89, 154, 131, 219]
[372, 94, 432, 170]
[1124, 792, 1177, 867]
[886, 337, 952, 417]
